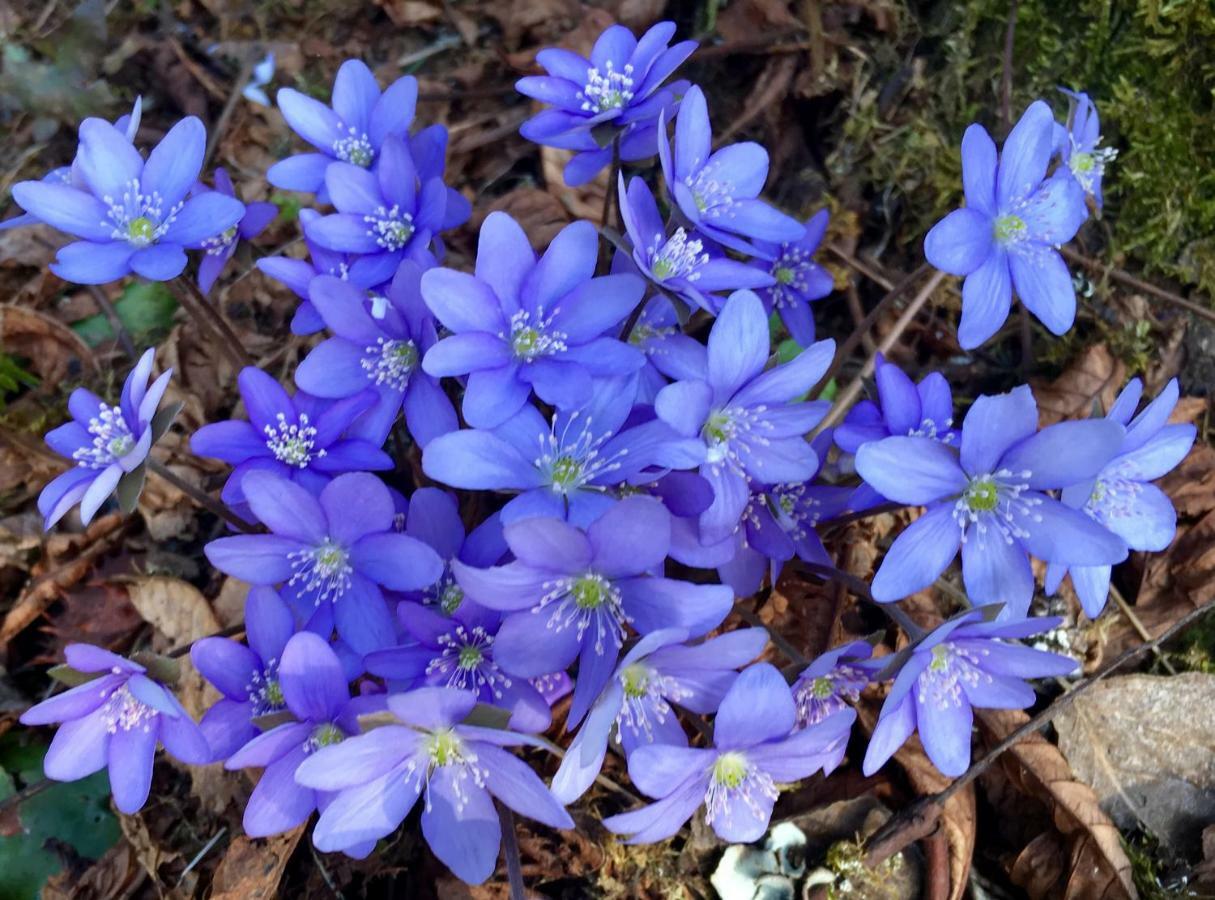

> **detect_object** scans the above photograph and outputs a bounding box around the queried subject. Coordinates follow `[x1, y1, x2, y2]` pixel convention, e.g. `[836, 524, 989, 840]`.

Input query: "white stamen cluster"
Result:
[102, 179, 182, 248]
[533, 572, 630, 655]
[101, 683, 158, 734]
[704, 752, 779, 829]
[908, 417, 956, 443]
[686, 166, 736, 217]
[404, 729, 490, 814]
[536, 412, 627, 495]
[361, 337, 418, 391]
[426, 626, 512, 699]
[246, 662, 285, 716]
[264, 412, 325, 468]
[768, 245, 814, 308]
[1067, 139, 1117, 195]
[306, 722, 346, 753]
[649, 228, 708, 282]
[702, 405, 773, 479]
[503, 309, 569, 362]
[952, 468, 1042, 545]
[615, 663, 692, 742]
[425, 568, 466, 615]
[333, 126, 375, 167]
[627, 320, 679, 352]
[579, 61, 635, 113]
[288, 538, 353, 605]
[201, 225, 239, 256]
[73, 403, 136, 468]
[363, 205, 414, 251]
[917, 642, 991, 710]
[793, 663, 868, 727]
[1084, 467, 1143, 527]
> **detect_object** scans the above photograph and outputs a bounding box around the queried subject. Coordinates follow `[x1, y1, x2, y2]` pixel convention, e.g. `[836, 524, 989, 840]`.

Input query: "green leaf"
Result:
[72, 281, 178, 347]
[817, 378, 838, 403]
[47, 664, 102, 687]
[461, 703, 511, 730]
[776, 338, 803, 365]
[115, 463, 146, 514]
[150, 401, 183, 442]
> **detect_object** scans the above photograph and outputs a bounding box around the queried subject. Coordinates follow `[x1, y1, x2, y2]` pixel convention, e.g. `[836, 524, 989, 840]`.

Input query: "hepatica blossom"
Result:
[862, 611, 1077, 776]
[659, 85, 804, 254]
[40, 348, 171, 529]
[193, 167, 277, 295]
[856, 385, 1129, 617]
[1046, 378, 1195, 617]
[270, 60, 417, 194]
[655, 290, 834, 544]
[791, 640, 876, 729]
[620, 176, 773, 314]
[604, 663, 854, 843]
[517, 21, 696, 186]
[12, 116, 244, 284]
[453, 496, 733, 725]
[421, 213, 645, 427]
[205, 471, 443, 653]
[190, 366, 392, 508]
[296, 688, 574, 883]
[835, 354, 958, 455]
[20, 644, 209, 813]
[924, 100, 1089, 348]
[1054, 88, 1116, 209]
[552, 627, 769, 803]
[752, 208, 835, 346]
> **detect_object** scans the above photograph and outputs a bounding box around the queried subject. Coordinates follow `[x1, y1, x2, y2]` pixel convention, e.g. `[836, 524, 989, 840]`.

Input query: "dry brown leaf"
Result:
[0, 303, 99, 383]
[119, 575, 220, 647]
[716, 55, 798, 145]
[373, 0, 441, 27]
[1033, 343, 1126, 425]
[1168, 395, 1208, 426]
[541, 145, 608, 223]
[117, 811, 180, 888]
[209, 827, 304, 900]
[42, 839, 146, 900]
[976, 709, 1137, 899]
[483, 188, 572, 249]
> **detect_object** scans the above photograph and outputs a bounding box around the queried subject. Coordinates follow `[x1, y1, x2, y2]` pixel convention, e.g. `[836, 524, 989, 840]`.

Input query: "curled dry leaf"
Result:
[41, 839, 146, 900]
[209, 826, 305, 900]
[0, 303, 99, 383]
[118, 575, 220, 648]
[976, 709, 1137, 900]
[1033, 343, 1126, 426]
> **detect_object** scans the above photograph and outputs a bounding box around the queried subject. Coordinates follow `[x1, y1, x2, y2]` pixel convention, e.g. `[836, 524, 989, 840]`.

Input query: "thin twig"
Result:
[0, 775, 55, 818]
[146, 458, 258, 533]
[818, 501, 907, 533]
[825, 244, 897, 291]
[1061, 246, 1215, 326]
[1018, 303, 1033, 377]
[499, 804, 527, 900]
[815, 270, 947, 432]
[86, 285, 137, 357]
[167, 623, 245, 659]
[172, 276, 253, 369]
[733, 601, 808, 666]
[1108, 582, 1177, 675]
[204, 58, 254, 169]
[999, 0, 1020, 135]
[862, 595, 1215, 868]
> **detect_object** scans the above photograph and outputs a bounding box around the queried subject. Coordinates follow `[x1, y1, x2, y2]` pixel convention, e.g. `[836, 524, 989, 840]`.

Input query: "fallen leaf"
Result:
[976, 709, 1137, 899]
[373, 0, 441, 27]
[1033, 343, 1126, 425]
[482, 188, 571, 249]
[42, 839, 145, 900]
[1053, 673, 1215, 853]
[0, 303, 99, 384]
[118, 575, 220, 647]
[209, 827, 304, 900]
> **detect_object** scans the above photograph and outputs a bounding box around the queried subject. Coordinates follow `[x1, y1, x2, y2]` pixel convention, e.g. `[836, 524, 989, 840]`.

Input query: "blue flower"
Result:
[654, 290, 835, 544]
[603, 663, 854, 844]
[923, 100, 1089, 348]
[420, 212, 646, 427]
[11, 117, 244, 284]
[855, 384, 1129, 617]
[269, 60, 417, 195]
[40, 348, 172, 529]
[659, 85, 804, 254]
[421, 373, 704, 527]
[862, 611, 1077, 777]
[1046, 378, 1195, 617]
[192, 167, 277, 295]
[835, 353, 958, 455]
[1053, 88, 1116, 210]
[791, 640, 877, 728]
[619, 175, 773, 314]
[190, 366, 392, 510]
[750, 208, 835, 346]
[294, 262, 457, 447]
[517, 21, 696, 186]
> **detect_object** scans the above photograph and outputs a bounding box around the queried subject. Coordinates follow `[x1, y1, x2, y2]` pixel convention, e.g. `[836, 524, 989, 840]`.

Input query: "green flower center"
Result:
[704, 411, 734, 445]
[1089, 480, 1107, 505]
[712, 752, 749, 788]
[652, 257, 675, 280]
[993, 214, 1027, 244]
[774, 266, 795, 285]
[929, 644, 951, 672]
[965, 478, 999, 512]
[311, 723, 344, 748]
[316, 543, 347, 571]
[108, 434, 135, 457]
[811, 676, 835, 699]
[1072, 152, 1095, 173]
[263, 679, 284, 707]
[550, 455, 583, 491]
[427, 729, 464, 766]
[512, 327, 540, 358]
[458, 644, 484, 669]
[440, 582, 464, 615]
[127, 216, 156, 246]
[621, 664, 649, 698]
[571, 575, 608, 610]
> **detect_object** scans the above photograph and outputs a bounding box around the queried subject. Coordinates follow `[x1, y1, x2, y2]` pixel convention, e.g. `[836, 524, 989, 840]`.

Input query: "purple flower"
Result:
[751, 208, 834, 346]
[420, 213, 646, 427]
[225, 632, 371, 837]
[295, 263, 457, 447]
[1046, 378, 1195, 617]
[305, 135, 447, 271]
[619, 291, 706, 401]
[924, 100, 1088, 348]
[422, 373, 704, 527]
[1053, 89, 1115, 209]
[257, 208, 400, 336]
[654, 290, 835, 544]
[862, 611, 1077, 777]
[551, 627, 769, 803]
[836, 354, 959, 454]
[453, 496, 733, 726]
[855, 384, 1129, 617]
[659, 86, 804, 253]
[193, 167, 277, 294]
[190, 366, 392, 509]
[517, 21, 696, 186]
[296, 687, 574, 884]
[191, 586, 298, 760]
[40, 348, 172, 529]
[269, 60, 417, 194]
[11, 117, 244, 284]
[619, 176, 773, 314]
[19, 644, 209, 813]
[205, 471, 443, 654]
[791, 640, 876, 728]
[603, 662, 854, 843]
[366, 603, 552, 733]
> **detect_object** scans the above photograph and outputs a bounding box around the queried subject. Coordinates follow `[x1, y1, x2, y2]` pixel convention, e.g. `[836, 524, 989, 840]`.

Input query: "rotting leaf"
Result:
[1033, 343, 1126, 426]
[118, 575, 220, 647]
[209, 826, 304, 900]
[976, 709, 1137, 900]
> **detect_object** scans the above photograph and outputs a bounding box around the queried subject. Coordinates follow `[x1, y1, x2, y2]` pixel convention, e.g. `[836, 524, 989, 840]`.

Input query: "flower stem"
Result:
[601, 135, 621, 230]
[880, 602, 926, 641]
[86, 285, 137, 357]
[170, 276, 252, 370]
[146, 458, 258, 533]
[498, 804, 526, 900]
